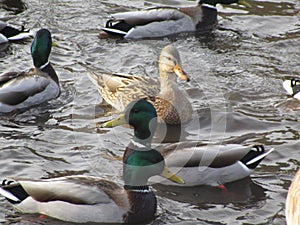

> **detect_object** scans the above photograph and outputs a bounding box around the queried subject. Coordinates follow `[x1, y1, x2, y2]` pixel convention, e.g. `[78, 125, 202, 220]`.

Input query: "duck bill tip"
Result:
[102, 113, 126, 128]
[174, 64, 189, 82]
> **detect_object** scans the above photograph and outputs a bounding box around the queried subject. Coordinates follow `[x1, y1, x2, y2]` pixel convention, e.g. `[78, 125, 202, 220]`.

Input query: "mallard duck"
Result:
[283, 78, 300, 100]
[286, 169, 300, 225]
[0, 20, 31, 44]
[89, 44, 192, 125]
[103, 99, 274, 187]
[99, 0, 249, 39]
[0, 28, 60, 113]
[0, 116, 183, 223]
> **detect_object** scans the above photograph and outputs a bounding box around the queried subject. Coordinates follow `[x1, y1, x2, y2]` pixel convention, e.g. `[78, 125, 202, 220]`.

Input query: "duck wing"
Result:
[0, 176, 129, 223]
[0, 176, 125, 205]
[89, 71, 160, 111]
[162, 144, 274, 169]
[0, 71, 51, 106]
[102, 8, 194, 39]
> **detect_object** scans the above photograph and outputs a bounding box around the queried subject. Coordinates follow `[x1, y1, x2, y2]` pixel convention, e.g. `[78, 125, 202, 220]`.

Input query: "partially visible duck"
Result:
[100, 0, 249, 39]
[286, 169, 300, 225]
[0, 20, 31, 44]
[0, 106, 183, 223]
[89, 44, 192, 125]
[104, 99, 274, 187]
[0, 28, 60, 113]
[283, 78, 300, 100]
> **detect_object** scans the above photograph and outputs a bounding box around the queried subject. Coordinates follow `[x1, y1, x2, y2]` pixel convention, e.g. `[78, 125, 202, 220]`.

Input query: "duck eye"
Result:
[132, 108, 140, 113]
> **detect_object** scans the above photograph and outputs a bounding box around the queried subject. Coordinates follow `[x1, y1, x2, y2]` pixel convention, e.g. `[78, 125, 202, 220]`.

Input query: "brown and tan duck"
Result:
[88, 44, 192, 125]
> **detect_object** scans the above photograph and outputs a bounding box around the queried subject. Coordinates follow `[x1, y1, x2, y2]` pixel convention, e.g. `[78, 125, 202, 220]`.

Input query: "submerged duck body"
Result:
[104, 99, 274, 187]
[0, 28, 60, 113]
[0, 20, 32, 44]
[89, 45, 192, 125]
[100, 0, 244, 39]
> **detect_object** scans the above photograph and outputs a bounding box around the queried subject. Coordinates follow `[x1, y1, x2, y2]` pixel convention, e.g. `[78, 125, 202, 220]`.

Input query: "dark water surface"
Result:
[0, 0, 299, 224]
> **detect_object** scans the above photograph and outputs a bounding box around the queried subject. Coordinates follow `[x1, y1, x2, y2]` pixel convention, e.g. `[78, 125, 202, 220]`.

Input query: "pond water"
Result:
[0, 0, 299, 224]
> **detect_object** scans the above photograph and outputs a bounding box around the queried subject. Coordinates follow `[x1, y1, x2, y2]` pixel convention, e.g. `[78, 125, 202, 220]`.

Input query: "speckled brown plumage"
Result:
[88, 45, 192, 125]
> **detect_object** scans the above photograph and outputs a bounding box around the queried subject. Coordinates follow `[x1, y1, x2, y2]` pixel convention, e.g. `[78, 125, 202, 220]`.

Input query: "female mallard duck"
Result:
[99, 0, 249, 39]
[0, 103, 183, 223]
[0, 20, 31, 44]
[0, 28, 60, 113]
[89, 44, 192, 125]
[283, 78, 300, 100]
[286, 169, 300, 225]
[104, 99, 274, 187]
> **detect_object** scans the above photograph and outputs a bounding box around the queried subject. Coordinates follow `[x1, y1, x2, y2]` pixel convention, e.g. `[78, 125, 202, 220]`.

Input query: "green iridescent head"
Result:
[103, 99, 157, 145]
[31, 28, 52, 68]
[123, 149, 165, 186]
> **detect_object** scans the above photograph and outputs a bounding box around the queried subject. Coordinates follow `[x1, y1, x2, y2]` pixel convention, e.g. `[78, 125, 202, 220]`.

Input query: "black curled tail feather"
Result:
[0, 26, 23, 38]
[240, 145, 267, 169]
[1, 179, 29, 204]
[291, 79, 300, 97]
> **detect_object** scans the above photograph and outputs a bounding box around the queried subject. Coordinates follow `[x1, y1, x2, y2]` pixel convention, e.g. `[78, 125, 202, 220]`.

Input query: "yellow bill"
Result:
[161, 167, 184, 184]
[102, 113, 126, 128]
[174, 64, 190, 82]
[52, 41, 59, 47]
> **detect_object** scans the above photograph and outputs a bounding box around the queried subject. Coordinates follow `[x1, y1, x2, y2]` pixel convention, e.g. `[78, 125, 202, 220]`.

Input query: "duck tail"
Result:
[283, 79, 300, 98]
[0, 179, 29, 204]
[240, 145, 274, 169]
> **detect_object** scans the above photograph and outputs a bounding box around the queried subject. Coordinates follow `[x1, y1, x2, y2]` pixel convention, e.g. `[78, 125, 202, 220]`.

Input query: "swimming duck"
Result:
[89, 44, 192, 125]
[0, 20, 31, 44]
[283, 78, 300, 100]
[103, 99, 274, 187]
[99, 0, 249, 39]
[286, 169, 300, 225]
[0, 110, 183, 223]
[0, 28, 60, 113]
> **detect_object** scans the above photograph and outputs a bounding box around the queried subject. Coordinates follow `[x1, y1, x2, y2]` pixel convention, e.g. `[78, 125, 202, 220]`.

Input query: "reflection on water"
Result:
[0, 0, 299, 224]
[154, 177, 266, 205]
[0, 0, 27, 14]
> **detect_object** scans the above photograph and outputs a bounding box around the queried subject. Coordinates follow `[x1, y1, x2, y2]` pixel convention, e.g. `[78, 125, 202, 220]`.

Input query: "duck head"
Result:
[104, 99, 157, 145]
[31, 28, 52, 69]
[158, 45, 190, 82]
[123, 149, 166, 187]
[103, 99, 184, 185]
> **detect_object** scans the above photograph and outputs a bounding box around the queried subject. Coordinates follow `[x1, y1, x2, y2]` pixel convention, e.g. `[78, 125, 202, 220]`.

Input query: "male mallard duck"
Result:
[286, 169, 300, 225]
[0, 20, 31, 44]
[89, 44, 192, 125]
[0, 111, 183, 223]
[0, 28, 60, 113]
[99, 0, 248, 39]
[283, 78, 300, 100]
[104, 99, 274, 187]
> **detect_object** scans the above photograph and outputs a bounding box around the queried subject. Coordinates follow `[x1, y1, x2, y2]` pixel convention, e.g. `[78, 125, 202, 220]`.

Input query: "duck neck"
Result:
[123, 186, 156, 223]
[159, 72, 177, 91]
[132, 119, 156, 147]
[124, 185, 150, 192]
[132, 135, 152, 148]
[39, 62, 59, 85]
